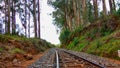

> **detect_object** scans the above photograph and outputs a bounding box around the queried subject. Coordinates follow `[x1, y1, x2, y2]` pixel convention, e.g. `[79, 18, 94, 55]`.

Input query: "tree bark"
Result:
[93, 0, 98, 19]
[109, 0, 112, 14]
[64, 7, 68, 29]
[72, 0, 77, 28]
[102, 0, 107, 15]
[4, 0, 8, 33]
[25, 0, 27, 36]
[38, 0, 41, 39]
[76, 0, 81, 26]
[28, 13, 30, 38]
[12, 0, 16, 34]
[82, 0, 88, 25]
[112, 0, 116, 11]
[8, 0, 11, 34]
[33, 0, 37, 37]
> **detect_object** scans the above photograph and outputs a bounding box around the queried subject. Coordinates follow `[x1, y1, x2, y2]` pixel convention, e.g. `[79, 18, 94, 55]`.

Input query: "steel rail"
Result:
[55, 50, 59, 68]
[64, 51, 106, 68]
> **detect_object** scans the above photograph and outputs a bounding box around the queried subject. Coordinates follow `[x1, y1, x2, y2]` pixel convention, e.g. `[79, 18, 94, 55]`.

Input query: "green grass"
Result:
[0, 34, 54, 52]
[64, 24, 120, 60]
[9, 48, 25, 54]
[0, 48, 4, 52]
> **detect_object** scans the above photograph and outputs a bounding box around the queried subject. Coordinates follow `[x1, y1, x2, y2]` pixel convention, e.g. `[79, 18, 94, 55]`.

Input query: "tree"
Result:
[38, 0, 41, 38]
[82, 0, 88, 25]
[109, 0, 116, 14]
[25, 0, 27, 36]
[33, 0, 37, 37]
[102, 0, 107, 15]
[12, 0, 17, 34]
[93, 0, 98, 19]
[4, 0, 8, 33]
[112, 0, 116, 11]
[7, 0, 11, 34]
[0, 0, 41, 38]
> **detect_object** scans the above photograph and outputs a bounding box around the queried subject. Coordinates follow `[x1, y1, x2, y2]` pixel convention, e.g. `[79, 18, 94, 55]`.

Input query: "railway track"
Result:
[29, 48, 120, 68]
[58, 50, 104, 68]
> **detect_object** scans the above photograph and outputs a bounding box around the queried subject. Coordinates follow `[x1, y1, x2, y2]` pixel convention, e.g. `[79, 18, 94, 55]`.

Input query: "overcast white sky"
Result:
[40, 0, 60, 44]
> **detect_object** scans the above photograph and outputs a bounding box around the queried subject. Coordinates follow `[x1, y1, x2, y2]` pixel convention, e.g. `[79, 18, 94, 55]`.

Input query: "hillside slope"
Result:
[62, 15, 120, 60]
[0, 34, 54, 67]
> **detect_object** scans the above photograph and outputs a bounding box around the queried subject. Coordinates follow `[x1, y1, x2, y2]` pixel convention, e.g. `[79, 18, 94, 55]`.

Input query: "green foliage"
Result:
[0, 34, 54, 52]
[100, 24, 113, 36]
[59, 29, 71, 43]
[87, 1, 94, 23]
[71, 26, 84, 35]
[9, 48, 25, 54]
[0, 48, 4, 52]
[96, 40, 102, 48]
[63, 19, 120, 60]
[113, 9, 120, 17]
[67, 37, 79, 49]
[99, 12, 108, 21]
[72, 37, 79, 46]
[52, 9, 65, 28]
[86, 28, 98, 40]
[76, 43, 86, 51]
[0, 34, 9, 43]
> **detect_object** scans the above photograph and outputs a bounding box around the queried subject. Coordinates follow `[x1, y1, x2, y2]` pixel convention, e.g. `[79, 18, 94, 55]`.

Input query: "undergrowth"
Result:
[61, 13, 120, 60]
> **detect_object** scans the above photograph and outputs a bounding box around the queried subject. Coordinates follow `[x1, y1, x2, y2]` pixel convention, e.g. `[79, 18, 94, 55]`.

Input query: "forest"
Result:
[0, 0, 120, 67]
[0, 0, 40, 38]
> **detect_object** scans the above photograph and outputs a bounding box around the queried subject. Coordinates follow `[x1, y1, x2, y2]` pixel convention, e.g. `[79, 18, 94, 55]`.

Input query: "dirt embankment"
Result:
[0, 35, 54, 68]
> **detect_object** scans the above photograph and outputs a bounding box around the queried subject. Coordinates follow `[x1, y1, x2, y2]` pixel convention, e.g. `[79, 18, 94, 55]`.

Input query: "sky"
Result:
[40, 0, 60, 44]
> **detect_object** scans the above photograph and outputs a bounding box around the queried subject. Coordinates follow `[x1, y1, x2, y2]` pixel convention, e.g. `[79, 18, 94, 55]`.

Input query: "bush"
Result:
[59, 29, 71, 43]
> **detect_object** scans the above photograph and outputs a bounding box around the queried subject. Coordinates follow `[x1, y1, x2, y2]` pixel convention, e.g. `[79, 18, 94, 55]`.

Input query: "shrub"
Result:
[59, 29, 71, 44]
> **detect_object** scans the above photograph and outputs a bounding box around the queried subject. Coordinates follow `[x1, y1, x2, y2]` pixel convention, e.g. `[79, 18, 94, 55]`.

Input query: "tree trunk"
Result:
[12, 0, 16, 34]
[93, 0, 98, 19]
[28, 13, 30, 38]
[4, 0, 8, 33]
[102, 0, 107, 15]
[38, 0, 41, 39]
[109, 0, 116, 14]
[82, 0, 88, 25]
[76, 0, 81, 26]
[72, 0, 77, 28]
[25, 0, 27, 36]
[8, 0, 11, 34]
[109, 0, 112, 14]
[112, 0, 116, 11]
[33, 0, 37, 37]
[64, 7, 68, 29]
